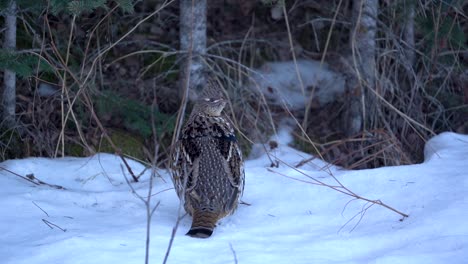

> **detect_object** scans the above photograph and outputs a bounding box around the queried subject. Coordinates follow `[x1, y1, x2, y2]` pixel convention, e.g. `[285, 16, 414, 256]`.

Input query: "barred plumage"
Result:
[171, 79, 245, 238]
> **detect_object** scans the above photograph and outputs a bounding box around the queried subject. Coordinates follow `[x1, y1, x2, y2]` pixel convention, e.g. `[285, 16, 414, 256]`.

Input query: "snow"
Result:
[1, 131, 467, 264]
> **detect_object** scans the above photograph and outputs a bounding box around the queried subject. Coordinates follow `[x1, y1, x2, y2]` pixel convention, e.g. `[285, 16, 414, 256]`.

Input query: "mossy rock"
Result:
[98, 129, 147, 161]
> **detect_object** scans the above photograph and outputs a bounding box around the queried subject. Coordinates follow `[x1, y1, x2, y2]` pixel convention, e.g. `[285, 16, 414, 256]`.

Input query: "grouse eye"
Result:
[202, 97, 224, 103]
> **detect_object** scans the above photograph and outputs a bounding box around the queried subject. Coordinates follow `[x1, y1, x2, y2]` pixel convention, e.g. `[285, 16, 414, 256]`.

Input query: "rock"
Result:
[270, 5, 283, 20]
[37, 82, 60, 97]
[250, 59, 346, 111]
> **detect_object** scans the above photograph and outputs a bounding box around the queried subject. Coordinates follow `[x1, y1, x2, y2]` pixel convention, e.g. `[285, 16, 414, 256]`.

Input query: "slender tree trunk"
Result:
[179, 0, 207, 97]
[2, 0, 17, 128]
[345, 0, 378, 136]
[404, 1, 415, 67]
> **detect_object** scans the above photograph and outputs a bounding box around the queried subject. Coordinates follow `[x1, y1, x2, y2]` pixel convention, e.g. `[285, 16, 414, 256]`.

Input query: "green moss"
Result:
[98, 129, 147, 161]
[64, 142, 84, 157]
[291, 136, 321, 156]
[238, 135, 253, 158]
[142, 52, 178, 80]
[0, 129, 26, 160]
[95, 90, 176, 138]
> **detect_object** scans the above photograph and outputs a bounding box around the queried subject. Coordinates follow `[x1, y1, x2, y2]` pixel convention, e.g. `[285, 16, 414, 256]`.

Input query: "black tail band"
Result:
[186, 227, 213, 238]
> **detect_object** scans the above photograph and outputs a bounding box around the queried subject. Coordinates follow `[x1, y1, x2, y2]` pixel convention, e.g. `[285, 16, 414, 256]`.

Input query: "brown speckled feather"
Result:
[171, 80, 244, 238]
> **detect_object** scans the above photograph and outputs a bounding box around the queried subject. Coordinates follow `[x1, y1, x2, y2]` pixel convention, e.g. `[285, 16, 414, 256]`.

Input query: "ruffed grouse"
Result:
[171, 78, 245, 238]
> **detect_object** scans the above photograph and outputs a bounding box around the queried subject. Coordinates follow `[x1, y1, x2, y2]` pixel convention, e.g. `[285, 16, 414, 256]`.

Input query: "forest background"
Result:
[0, 0, 466, 170]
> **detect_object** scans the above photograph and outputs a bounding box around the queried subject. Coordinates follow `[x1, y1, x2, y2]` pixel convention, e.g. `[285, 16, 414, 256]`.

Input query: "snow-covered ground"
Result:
[1, 131, 467, 264]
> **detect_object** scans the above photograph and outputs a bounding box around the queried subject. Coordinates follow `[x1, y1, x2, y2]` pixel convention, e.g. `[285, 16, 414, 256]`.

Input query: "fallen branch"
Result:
[273, 91, 409, 221]
[1, 166, 65, 190]
[267, 156, 409, 220]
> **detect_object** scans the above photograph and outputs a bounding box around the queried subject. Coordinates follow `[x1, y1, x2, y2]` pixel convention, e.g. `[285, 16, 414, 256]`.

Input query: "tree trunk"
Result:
[179, 0, 207, 97]
[404, 1, 415, 67]
[2, 0, 17, 128]
[345, 0, 378, 136]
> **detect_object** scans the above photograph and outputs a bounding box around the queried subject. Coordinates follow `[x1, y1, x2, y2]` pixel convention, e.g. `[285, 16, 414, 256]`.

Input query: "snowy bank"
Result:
[0, 132, 467, 264]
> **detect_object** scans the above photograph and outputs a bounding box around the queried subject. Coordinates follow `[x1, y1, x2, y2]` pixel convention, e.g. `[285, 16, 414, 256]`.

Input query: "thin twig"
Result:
[320, 0, 343, 65]
[338, 202, 375, 233]
[229, 243, 239, 264]
[42, 219, 66, 232]
[32, 201, 49, 217]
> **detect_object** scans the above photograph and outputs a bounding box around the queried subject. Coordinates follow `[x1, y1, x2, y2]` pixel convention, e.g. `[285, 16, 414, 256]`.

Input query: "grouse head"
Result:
[196, 78, 226, 116]
[197, 96, 226, 116]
